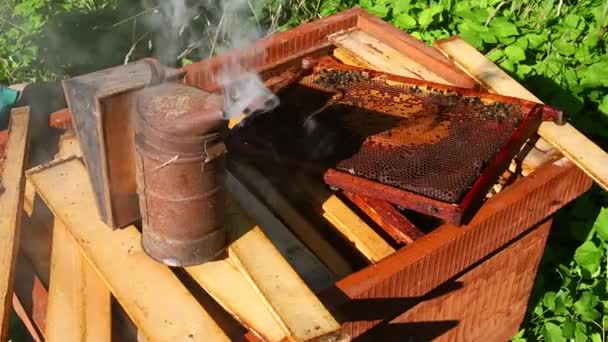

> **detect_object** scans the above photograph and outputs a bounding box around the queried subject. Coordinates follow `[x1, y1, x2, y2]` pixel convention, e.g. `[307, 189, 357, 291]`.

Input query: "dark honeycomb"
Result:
[229, 58, 535, 203]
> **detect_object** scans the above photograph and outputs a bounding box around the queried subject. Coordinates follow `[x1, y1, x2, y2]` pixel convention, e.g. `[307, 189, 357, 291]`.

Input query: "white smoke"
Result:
[142, 0, 279, 118]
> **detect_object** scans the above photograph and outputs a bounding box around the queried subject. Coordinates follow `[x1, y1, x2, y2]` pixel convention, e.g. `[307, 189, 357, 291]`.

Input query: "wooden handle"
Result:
[435, 36, 608, 191]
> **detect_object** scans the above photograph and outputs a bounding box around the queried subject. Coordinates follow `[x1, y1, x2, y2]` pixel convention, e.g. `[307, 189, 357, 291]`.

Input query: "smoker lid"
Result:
[136, 83, 225, 136]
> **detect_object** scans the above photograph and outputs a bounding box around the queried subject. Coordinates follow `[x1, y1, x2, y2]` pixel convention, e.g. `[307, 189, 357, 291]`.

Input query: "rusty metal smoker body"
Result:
[134, 83, 229, 266]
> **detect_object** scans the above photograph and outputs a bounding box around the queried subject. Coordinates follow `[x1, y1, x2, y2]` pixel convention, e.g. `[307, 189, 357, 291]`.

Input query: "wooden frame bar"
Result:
[0, 107, 30, 341]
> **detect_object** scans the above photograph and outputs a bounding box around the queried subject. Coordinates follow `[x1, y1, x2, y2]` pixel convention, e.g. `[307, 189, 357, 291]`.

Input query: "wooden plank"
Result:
[187, 179, 343, 341]
[185, 255, 286, 342]
[342, 192, 424, 245]
[223, 197, 344, 342]
[298, 176, 395, 263]
[329, 29, 450, 84]
[46, 219, 111, 342]
[228, 160, 353, 278]
[434, 37, 608, 191]
[0, 107, 30, 341]
[26, 157, 230, 342]
[226, 171, 335, 292]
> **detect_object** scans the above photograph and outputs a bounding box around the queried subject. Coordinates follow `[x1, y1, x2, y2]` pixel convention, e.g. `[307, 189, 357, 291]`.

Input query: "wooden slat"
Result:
[185, 255, 286, 342]
[187, 188, 343, 341]
[223, 197, 344, 342]
[434, 37, 608, 190]
[226, 171, 336, 292]
[228, 160, 353, 278]
[298, 176, 395, 263]
[0, 107, 30, 341]
[26, 157, 230, 342]
[328, 29, 449, 84]
[46, 219, 111, 342]
[185, 174, 342, 341]
[342, 192, 424, 245]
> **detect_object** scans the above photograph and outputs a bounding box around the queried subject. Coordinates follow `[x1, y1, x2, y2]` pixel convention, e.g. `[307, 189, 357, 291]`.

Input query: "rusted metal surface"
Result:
[134, 83, 228, 266]
[320, 158, 591, 338]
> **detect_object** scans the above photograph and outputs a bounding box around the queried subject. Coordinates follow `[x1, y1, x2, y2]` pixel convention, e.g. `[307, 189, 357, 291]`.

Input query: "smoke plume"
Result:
[143, 0, 279, 118]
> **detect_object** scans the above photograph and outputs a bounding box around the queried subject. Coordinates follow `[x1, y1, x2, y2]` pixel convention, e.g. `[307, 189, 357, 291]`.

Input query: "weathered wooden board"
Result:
[329, 30, 449, 84]
[0, 107, 30, 341]
[223, 196, 344, 341]
[298, 176, 395, 263]
[26, 157, 230, 342]
[226, 171, 336, 292]
[45, 134, 111, 342]
[228, 160, 353, 278]
[46, 219, 111, 342]
[185, 174, 343, 341]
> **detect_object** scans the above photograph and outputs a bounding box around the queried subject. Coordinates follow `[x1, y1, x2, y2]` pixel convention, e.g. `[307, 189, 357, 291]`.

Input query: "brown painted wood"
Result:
[359, 219, 552, 341]
[324, 169, 463, 224]
[342, 192, 424, 245]
[325, 158, 591, 338]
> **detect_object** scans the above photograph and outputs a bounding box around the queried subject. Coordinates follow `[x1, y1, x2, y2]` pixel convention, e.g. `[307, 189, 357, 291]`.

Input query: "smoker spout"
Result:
[134, 83, 229, 266]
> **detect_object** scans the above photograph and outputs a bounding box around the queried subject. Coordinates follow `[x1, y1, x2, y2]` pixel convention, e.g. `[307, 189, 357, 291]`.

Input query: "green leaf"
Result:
[543, 291, 557, 310]
[320, 0, 340, 16]
[590, 332, 602, 342]
[393, 0, 411, 14]
[554, 293, 571, 316]
[542, 322, 565, 342]
[499, 59, 515, 73]
[595, 207, 608, 240]
[512, 329, 525, 340]
[489, 18, 518, 37]
[597, 95, 608, 116]
[574, 323, 587, 342]
[497, 35, 516, 45]
[505, 45, 526, 62]
[562, 320, 575, 338]
[525, 33, 547, 49]
[417, 5, 443, 29]
[369, 4, 389, 18]
[514, 37, 528, 50]
[554, 40, 576, 56]
[580, 61, 608, 87]
[515, 64, 533, 79]
[359, 0, 373, 10]
[487, 49, 504, 62]
[480, 31, 497, 44]
[458, 28, 483, 50]
[564, 14, 581, 29]
[394, 13, 417, 30]
[573, 291, 601, 322]
[574, 241, 602, 274]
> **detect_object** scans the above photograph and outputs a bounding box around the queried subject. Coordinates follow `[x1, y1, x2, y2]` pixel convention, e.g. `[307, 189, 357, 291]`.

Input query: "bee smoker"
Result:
[134, 76, 278, 266]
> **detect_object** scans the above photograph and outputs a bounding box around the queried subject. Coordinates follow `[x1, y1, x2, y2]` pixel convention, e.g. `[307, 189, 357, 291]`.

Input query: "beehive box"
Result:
[10, 8, 593, 342]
